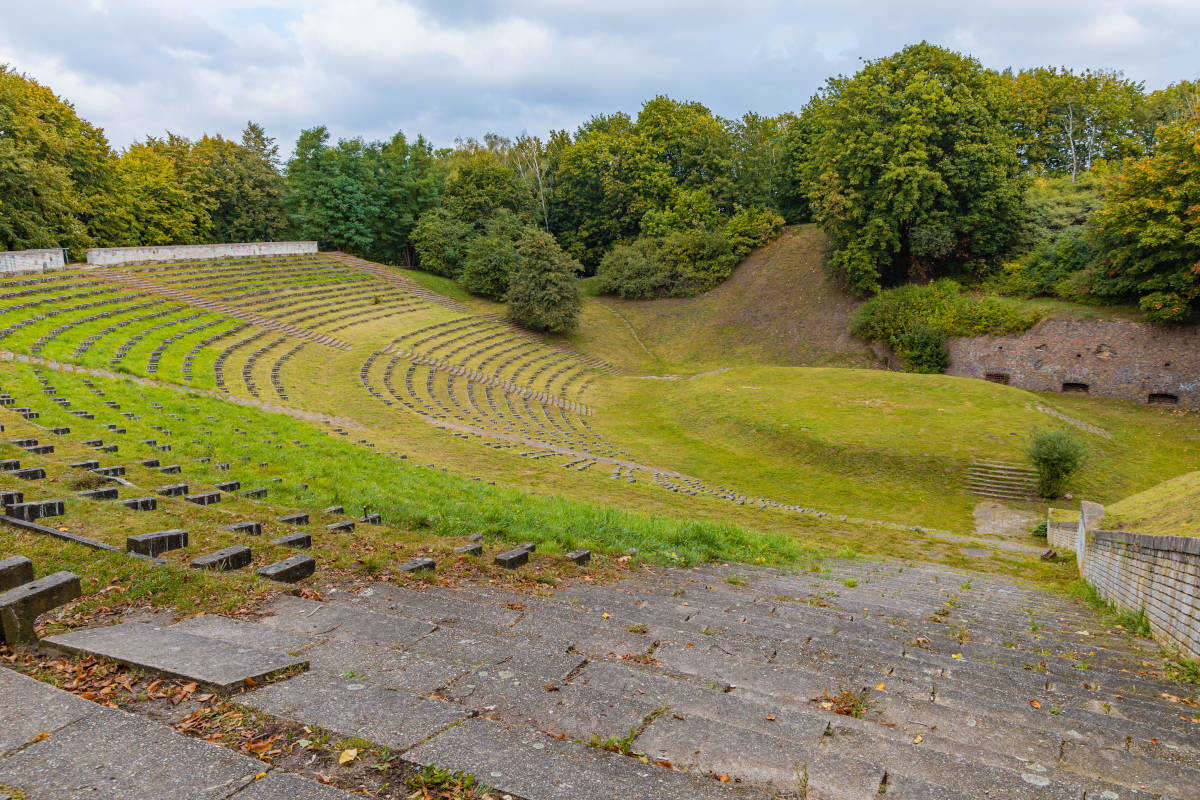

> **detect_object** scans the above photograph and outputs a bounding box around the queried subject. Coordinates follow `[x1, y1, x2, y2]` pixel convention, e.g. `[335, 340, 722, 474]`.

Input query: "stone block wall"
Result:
[1074, 511, 1200, 661]
[0, 249, 66, 274]
[1047, 520, 1076, 551]
[946, 317, 1200, 408]
[86, 241, 317, 267]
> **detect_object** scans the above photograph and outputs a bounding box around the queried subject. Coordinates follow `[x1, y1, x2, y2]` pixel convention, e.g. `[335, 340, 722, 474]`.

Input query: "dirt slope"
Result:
[585, 225, 879, 372]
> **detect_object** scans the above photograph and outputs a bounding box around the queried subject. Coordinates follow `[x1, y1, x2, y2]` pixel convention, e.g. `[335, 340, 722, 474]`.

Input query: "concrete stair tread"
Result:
[42, 621, 308, 692]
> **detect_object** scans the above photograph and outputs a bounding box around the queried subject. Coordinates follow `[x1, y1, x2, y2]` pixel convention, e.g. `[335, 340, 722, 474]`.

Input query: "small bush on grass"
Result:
[1028, 429, 1087, 498]
[1031, 521, 1048, 538]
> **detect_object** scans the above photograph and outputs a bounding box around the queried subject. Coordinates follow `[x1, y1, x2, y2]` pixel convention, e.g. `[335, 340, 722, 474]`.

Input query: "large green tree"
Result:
[547, 115, 674, 268]
[800, 43, 1024, 295]
[0, 66, 115, 257]
[1090, 115, 1200, 322]
[506, 228, 583, 333]
[1006, 67, 1148, 177]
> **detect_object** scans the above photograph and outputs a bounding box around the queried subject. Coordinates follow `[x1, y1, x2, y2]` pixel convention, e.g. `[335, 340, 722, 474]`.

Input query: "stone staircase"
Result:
[29, 559, 1200, 799]
[967, 459, 1039, 502]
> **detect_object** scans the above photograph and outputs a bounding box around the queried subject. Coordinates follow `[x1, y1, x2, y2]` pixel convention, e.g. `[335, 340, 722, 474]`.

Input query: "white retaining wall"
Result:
[86, 241, 317, 266]
[1072, 503, 1200, 661]
[0, 249, 66, 274]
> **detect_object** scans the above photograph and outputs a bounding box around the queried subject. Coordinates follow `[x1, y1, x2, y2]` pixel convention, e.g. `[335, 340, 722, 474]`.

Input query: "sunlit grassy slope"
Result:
[1105, 471, 1200, 536]
[592, 367, 1200, 532]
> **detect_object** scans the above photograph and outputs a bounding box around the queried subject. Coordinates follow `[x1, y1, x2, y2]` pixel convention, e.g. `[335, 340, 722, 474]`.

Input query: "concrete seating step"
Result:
[126, 529, 188, 557]
[0, 668, 353, 799]
[0, 570, 81, 643]
[0, 555, 34, 592]
[257, 554, 316, 583]
[190, 546, 251, 571]
[41, 621, 308, 692]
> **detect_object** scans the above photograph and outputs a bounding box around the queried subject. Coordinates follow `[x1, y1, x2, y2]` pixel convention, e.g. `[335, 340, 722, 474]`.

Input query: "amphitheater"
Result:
[0, 248, 1197, 800]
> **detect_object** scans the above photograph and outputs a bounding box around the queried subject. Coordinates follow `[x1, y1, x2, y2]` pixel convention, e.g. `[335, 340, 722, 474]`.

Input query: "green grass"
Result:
[1104, 471, 1200, 536]
[594, 366, 1200, 532]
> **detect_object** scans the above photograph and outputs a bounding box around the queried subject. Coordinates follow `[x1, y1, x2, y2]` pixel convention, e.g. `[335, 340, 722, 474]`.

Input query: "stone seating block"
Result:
[11, 438, 37, 448]
[5, 499, 64, 521]
[137, 458, 160, 468]
[155, 483, 188, 497]
[398, 557, 436, 573]
[0, 458, 20, 470]
[68, 460, 99, 470]
[566, 548, 592, 565]
[121, 497, 158, 511]
[0, 489, 23, 506]
[495, 548, 529, 569]
[22, 444, 53, 455]
[214, 480, 241, 493]
[258, 555, 316, 583]
[325, 520, 355, 533]
[455, 543, 483, 556]
[190, 546, 252, 572]
[0, 571, 81, 643]
[91, 465, 125, 477]
[240, 487, 268, 499]
[322, 505, 344, 515]
[277, 512, 309, 526]
[224, 521, 263, 536]
[272, 532, 312, 549]
[0, 555, 34, 592]
[48, 427, 70, 435]
[360, 513, 382, 524]
[185, 491, 221, 506]
[159, 464, 181, 474]
[126, 529, 188, 557]
[77, 487, 118, 501]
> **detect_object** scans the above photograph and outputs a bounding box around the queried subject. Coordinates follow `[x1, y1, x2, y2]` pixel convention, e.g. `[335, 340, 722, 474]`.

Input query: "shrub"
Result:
[851, 279, 1040, 372]
[458, 212, 527, 301]
[995, 231, 1094, 299]
[656, 227, 739, 296]
[1031, 521, 1048, 538]
[411, 207, 474, 277]
[1028, 429, 1087, 498]
[1139, 291, 1191, 324]
[725, 206, 785, 256]
[595, 239, 670, 300]
[507, 228, 583, 333]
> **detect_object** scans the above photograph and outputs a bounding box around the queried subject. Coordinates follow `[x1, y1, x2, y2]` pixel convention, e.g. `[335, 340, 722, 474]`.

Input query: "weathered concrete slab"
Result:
[0, 667, 96, 756]
[258, 596, 434, 647]
[454, 542, 483, 556]
[228, 770, 359, 799]
[272, 531, 311, 548]
[190, 545, 252, 571]
[495, 548, 529, 569]
[0, 555, 33, 592]
[0, 705, 263, 799]
[242, 672, 467, 752]
[0, 571, 81, 643]
[257, 555, 316, 583]
[42, 621, 308, 692]
[126, 528, 188, 556]
[405, 715, 768, 800]
[170, 615, 314, 654]
[398, 557, 435, 573]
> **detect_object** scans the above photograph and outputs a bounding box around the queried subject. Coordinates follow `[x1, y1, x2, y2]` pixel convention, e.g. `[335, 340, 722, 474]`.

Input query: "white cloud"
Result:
[1, 0, 1196, 152]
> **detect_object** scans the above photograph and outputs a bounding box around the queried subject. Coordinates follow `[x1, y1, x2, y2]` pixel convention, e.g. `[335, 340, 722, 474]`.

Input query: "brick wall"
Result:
[86, 241, 317, 267]
[1073, 507, 1200, 661]
[0, 249, 66, 274]
[946, 317, 1200, 408]
[1048, 521, 1076, 551]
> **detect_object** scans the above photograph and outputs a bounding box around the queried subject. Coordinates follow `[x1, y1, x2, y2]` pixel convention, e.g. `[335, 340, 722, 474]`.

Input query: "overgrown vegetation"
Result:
[850, 280, 1041, 372]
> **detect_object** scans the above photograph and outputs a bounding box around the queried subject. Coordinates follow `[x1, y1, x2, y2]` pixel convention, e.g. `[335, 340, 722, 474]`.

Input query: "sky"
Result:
[2, 0, 1198, 152]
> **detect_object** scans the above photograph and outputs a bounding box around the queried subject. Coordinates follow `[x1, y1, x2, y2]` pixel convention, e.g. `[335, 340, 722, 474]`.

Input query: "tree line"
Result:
[3, 45, 1199, 334]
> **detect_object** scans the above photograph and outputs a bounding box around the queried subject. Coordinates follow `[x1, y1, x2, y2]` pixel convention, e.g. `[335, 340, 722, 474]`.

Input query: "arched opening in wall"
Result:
[984, 372, 1010, 384]
[1148, 393, 1179, 405]
[1062, 382, 1090, 393]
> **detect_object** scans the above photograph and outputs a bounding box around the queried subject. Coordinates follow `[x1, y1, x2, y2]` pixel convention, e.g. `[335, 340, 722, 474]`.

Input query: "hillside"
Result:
[1104, 471, 1200, 536]
[578, 225, 880, 372]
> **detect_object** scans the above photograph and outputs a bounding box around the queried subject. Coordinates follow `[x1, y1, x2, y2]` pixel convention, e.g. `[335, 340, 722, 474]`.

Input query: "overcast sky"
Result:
[2, 0, 1198, 152]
